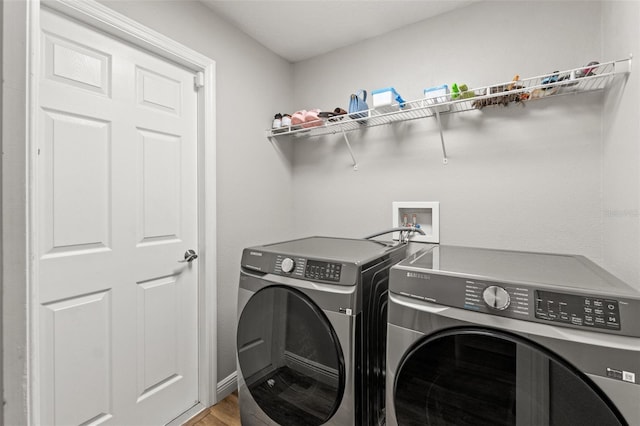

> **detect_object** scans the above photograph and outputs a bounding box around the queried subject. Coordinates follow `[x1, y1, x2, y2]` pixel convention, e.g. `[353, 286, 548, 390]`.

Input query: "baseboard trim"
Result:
[168, 402, 206, 426]
[217, 370, 238, 401]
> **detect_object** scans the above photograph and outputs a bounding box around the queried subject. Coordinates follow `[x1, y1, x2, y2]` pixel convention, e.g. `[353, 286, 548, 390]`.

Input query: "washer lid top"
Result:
[257, 236, 398, 264]
[400, 245, 638, 296]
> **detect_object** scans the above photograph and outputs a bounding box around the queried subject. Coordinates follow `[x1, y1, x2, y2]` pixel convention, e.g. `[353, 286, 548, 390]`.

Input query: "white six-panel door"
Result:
[38, 8, 199, 425]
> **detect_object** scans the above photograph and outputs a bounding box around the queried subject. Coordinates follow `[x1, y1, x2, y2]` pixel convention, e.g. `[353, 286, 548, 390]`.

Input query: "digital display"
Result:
[305, 260, 341, 282]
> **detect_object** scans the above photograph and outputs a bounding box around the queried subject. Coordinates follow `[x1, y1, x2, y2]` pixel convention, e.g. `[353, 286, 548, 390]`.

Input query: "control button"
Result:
[594, 308, 604, 315]
[584, 298, 592, 306]
[608, 303, 616, 311]
[281, 257, 295, 273]
[594, 300, 603, 307]
[482, 286, 511, 310]
[584, 307, 592, 314]
[608, 316, 618, 323]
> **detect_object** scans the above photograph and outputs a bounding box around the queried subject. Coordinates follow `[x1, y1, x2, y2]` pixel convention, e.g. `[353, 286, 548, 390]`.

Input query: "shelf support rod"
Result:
[341, 127, 359, 171]
[434, 110, 448, 164]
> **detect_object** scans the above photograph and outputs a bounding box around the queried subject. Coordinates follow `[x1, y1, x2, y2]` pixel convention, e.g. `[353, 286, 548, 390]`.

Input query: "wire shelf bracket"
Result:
[433, 110, 448, 164]
[341, 127, 359, 171]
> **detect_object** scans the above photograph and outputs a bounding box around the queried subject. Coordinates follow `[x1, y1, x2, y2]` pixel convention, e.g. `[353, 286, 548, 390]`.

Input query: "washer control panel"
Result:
[281, 257, 296, 273]
[535, 290, 621, 330]
[275, 255, 306, 277]
[274, 256, 342, 283]
[482, 285, 511, 310]
[463, 280, 530, 317]
[390, 246, 640, 336]
[305, 259, 342, 282]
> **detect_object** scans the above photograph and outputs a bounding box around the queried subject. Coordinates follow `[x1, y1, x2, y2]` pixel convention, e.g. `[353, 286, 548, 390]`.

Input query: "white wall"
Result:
[291, 1, 609, 264]
[602, 1, 640, 288]
[98, 0, 296, 387]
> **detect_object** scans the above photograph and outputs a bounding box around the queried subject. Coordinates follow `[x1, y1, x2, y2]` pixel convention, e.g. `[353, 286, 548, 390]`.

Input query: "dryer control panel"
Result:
[304, 259, 342, 282]
[535, 290, 621, 330]
[273, 256, 343, 282]
[242, 236, 406, 287]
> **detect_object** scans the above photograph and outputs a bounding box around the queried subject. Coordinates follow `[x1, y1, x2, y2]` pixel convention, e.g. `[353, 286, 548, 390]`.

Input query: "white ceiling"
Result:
[200, 0, 477, 62]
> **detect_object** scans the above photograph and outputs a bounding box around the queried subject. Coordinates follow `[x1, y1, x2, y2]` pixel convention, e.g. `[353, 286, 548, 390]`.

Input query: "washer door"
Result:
[394, 327, 627, 426]
[237, 285, 346, 426]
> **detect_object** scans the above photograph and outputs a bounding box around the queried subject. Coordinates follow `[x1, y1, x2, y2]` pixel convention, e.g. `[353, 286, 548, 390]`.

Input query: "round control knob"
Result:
[281, 257, 295, 273]
[482, 285, 511, 310]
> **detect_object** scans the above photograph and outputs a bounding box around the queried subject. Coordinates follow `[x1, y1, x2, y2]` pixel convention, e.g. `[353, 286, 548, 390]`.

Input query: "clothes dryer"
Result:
[237, 236, 407, 426]
[386, 245, 640, 426]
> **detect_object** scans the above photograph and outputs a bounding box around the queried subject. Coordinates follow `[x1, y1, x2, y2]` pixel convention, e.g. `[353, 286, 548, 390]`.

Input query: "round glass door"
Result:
[394, 327, 627, 426]
[237, 285, 345, 426]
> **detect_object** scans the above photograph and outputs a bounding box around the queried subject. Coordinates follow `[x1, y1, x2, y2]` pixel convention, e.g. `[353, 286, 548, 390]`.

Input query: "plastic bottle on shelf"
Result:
[272, 113, 282, 128]
[451, 83, 460, 100]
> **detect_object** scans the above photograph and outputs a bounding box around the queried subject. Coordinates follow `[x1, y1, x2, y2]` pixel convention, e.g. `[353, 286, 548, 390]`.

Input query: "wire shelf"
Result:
[267, 57, 631, 140]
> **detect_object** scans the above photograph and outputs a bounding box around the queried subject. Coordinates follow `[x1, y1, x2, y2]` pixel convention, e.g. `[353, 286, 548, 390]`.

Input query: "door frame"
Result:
[10, 0, 217, 424]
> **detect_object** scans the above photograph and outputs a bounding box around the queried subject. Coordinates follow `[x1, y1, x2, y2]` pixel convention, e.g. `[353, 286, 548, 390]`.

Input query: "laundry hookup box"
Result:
[371, 87, 409, 113]
[423, 84, 450, 112]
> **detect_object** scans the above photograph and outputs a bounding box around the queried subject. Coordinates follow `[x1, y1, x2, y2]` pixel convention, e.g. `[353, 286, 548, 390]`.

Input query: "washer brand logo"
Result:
[407, 272, 431, 280]
[249, 251, 263, 257]
[606, 367, 637, 383]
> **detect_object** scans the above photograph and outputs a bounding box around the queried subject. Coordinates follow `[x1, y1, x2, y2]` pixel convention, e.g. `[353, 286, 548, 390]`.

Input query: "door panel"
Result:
[41, 109, 111, 256]
[138, 129, 182, 244]
[136, 67, 182, 115]
[38, 8, 199, 425]
[43, 31, 111, 95]
[40, 291, 113, 426]
[136, 276, 179, 397]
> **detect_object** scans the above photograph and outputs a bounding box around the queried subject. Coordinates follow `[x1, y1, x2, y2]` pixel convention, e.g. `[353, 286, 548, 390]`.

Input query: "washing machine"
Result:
[386, 245, 640, 426]
[237, 236, 407, 425]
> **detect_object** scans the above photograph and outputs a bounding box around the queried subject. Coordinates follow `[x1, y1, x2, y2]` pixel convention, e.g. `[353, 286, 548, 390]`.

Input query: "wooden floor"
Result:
[184, 391, 240, 426]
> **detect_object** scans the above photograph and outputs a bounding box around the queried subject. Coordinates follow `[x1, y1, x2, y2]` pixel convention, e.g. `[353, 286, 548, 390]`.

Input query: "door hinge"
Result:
[194, 72, 205, 89]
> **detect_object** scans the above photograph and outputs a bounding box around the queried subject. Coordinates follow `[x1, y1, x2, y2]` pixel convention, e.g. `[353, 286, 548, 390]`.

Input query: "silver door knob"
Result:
[179, 249, 198, 263]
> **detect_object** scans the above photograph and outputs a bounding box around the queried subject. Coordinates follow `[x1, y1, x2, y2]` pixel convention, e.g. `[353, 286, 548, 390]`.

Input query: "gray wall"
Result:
[602, 1, 640, 287]
[2, 1, 29, 423]
[75, 0, 640, 395]
[290, 1, 614, 266]
[98, 0, 295, 391]
[0, 0, 4, 421]
[3, 2, 639, 417]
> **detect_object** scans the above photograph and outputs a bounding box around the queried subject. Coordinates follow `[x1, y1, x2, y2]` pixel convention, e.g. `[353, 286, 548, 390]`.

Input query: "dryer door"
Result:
[393, 327, 627, 426]
[237, 285, 346, 426]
